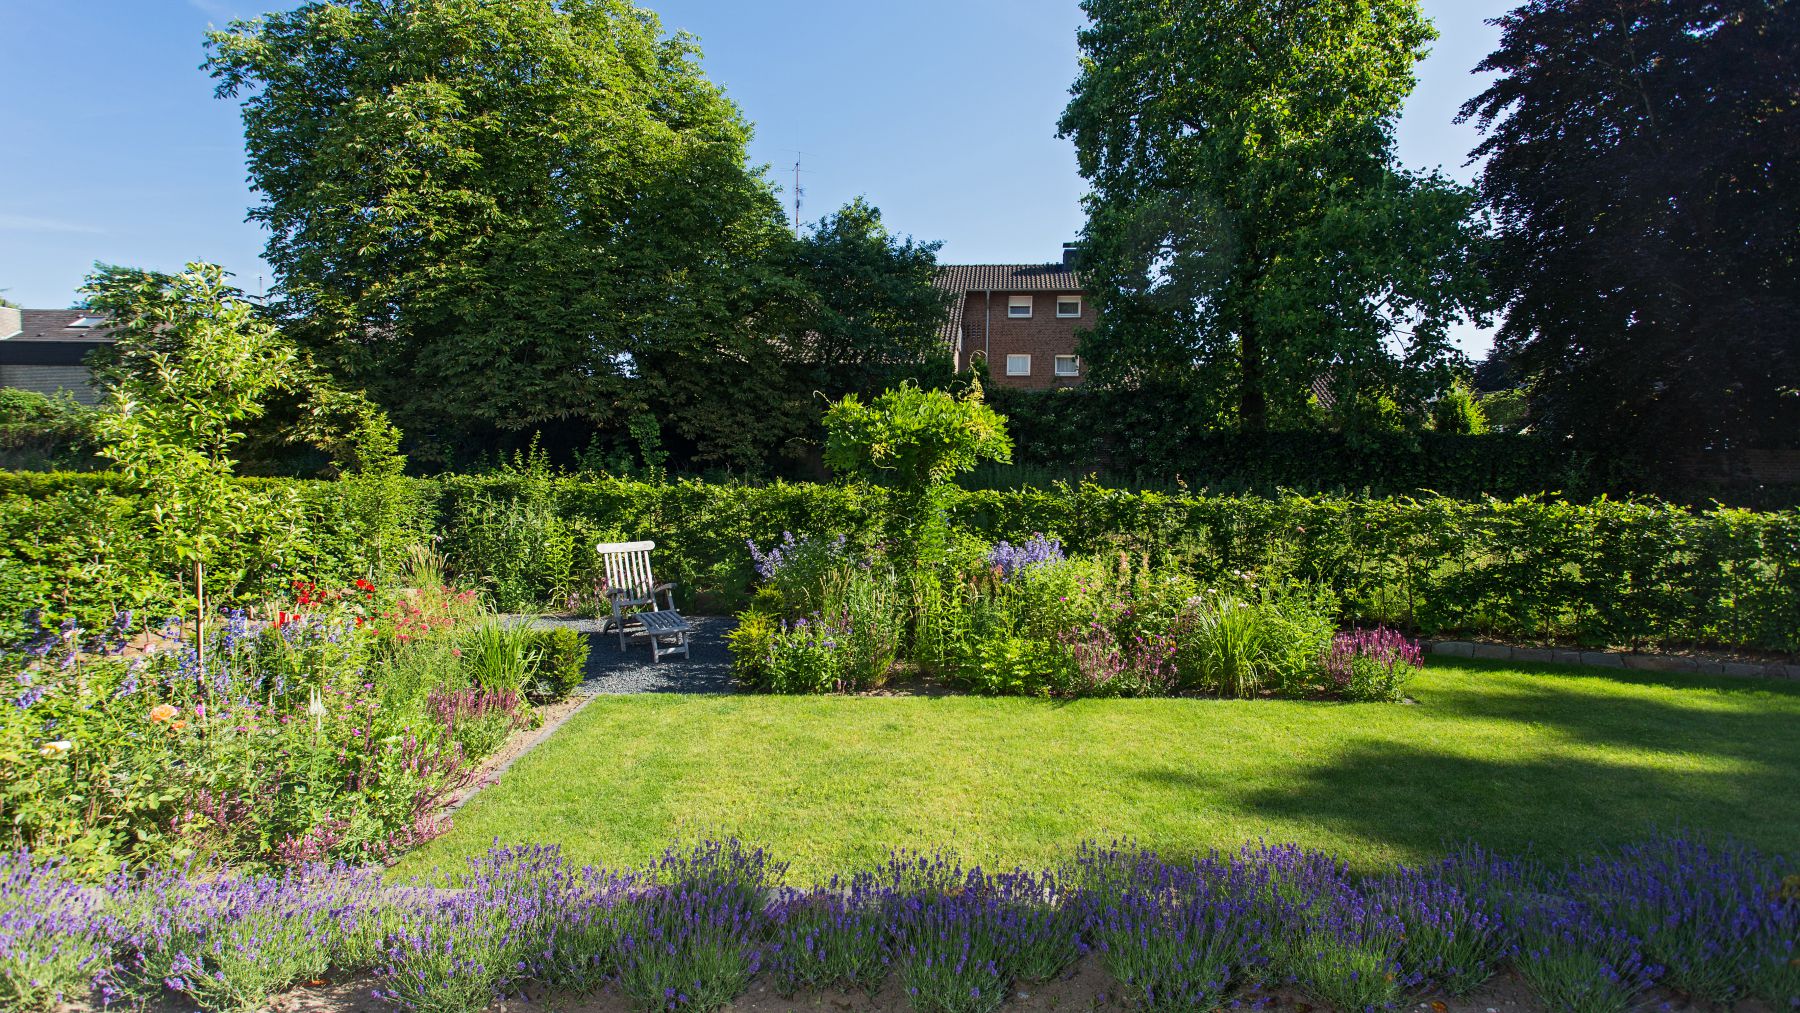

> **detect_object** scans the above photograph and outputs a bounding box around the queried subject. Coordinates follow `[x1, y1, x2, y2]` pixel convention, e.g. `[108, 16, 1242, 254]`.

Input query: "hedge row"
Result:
[2, 471, 1796, 653]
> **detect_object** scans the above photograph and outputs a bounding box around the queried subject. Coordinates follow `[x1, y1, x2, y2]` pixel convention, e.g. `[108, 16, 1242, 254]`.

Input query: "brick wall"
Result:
[956, 291, 1092, 390]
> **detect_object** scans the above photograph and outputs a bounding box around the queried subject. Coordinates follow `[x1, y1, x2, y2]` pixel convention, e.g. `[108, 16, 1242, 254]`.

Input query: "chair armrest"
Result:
[652, 582, 677, 593]
[604, 587, 633, 600]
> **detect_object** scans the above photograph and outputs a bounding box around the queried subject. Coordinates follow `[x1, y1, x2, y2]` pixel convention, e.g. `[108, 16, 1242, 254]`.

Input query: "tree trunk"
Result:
[1238, 316, 1267, 433]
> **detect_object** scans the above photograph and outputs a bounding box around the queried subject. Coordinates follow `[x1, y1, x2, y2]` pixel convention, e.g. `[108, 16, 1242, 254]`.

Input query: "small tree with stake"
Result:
[822, 380, 1012, 568]
[86, 263, 294, 670]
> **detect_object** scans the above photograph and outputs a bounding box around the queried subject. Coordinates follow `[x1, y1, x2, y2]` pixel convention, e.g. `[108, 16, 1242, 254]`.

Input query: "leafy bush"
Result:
[0, 389, 99, 470]
[525, 625, 591, 702]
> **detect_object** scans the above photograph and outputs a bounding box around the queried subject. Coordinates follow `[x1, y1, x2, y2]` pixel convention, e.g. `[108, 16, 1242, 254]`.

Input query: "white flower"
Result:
[39, 740, 73, 758]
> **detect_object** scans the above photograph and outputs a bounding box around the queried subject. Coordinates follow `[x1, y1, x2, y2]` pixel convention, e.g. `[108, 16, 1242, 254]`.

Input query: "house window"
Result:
[1056, 296, 1081, 318]
[1008, 295, 1033, 319]
[1006, 354, 1031, 377]
[1055, 355, 1080, 377]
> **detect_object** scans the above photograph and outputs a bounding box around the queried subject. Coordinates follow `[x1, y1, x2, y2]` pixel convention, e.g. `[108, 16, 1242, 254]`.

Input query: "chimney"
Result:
[0, 306, 20, 339]
[1061, 242, 1083, 269]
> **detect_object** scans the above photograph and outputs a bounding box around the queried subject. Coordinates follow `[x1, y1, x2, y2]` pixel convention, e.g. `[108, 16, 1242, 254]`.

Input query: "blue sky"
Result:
[0, 0, 1513, 350]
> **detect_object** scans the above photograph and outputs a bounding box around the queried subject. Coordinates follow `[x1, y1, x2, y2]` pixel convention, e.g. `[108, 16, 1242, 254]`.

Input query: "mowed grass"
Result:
[399, 659, 1800, 881]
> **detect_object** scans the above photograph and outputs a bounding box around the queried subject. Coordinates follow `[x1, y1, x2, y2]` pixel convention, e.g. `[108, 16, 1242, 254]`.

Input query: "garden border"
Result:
[1424, 640, 1800, 680]
[438, 690, 602, 820]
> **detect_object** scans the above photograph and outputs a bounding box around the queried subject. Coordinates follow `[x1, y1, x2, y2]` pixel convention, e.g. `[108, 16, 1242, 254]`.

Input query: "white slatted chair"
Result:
[596, 540, 679, 652]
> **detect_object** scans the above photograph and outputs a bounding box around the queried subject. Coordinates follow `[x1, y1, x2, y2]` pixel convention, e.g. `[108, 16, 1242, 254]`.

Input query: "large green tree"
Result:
[206, 0, 790, 463]
[1460, 0, 1800, 465]
[778, 198, 954, 399]
[1058, 0, 1489, 440]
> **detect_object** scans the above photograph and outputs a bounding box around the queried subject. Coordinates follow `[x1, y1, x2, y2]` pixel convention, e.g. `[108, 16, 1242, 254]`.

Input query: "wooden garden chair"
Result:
[595, 540, 686, 658]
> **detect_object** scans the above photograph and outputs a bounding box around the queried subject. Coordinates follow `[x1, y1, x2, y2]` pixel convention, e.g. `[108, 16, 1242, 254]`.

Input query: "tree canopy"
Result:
[206, 0, 790, 464]
[1058, 0, 1489, 445]
[1460, 0, 1800, 463]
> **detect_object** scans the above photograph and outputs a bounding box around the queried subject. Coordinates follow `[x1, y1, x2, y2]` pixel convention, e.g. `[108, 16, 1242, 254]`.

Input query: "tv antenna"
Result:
[791, 152, 807, 234]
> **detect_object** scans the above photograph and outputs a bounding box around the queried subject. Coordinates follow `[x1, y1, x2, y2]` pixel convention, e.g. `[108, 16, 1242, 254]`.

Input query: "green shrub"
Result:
[525, 625, 590, 702]
[1172, 591, 1336, 698]
[4, 472, 1796, 654]
[724, 609, 779, 689]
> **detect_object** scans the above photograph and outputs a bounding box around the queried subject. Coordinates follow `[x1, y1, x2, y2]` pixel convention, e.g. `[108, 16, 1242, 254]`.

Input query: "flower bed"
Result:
[0, 578, 590, 874]
[729, 532, 1424, 701]
[2, 831, 1792, 1013]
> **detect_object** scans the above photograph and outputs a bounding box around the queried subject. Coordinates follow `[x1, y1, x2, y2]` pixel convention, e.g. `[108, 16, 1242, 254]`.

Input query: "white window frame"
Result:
[1055, 296, 1082, 318]
[1005, 354, 1032, 377]
[1054, 354, 1080, 377]
[1007, 295, 1033, 319]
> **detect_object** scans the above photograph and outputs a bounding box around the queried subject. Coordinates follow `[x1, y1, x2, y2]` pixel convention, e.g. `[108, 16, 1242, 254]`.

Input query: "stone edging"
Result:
[1425, 640, 1800, 681]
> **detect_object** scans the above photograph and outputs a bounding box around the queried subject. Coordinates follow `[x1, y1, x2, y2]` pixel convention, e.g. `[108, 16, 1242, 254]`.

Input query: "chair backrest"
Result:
[597, 540, 658, 599]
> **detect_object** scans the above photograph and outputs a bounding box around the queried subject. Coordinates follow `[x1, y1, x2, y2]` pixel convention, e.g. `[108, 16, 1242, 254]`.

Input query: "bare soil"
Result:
[149, 959, 1773, 1013]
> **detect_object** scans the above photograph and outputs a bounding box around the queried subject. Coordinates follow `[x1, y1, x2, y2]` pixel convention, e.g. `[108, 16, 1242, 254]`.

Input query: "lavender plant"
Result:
[769, 871, 892, 994]
[1369, 863, 1507, 995]
[1078, 843, 1270, 1013]
[377, 844, 581, 1013]
[885, 852, 1081, 1013]
[0, 831, 1792, 1013]
[1512, 899, 1659, 1013]
[1568, 832, 1799, 1005]
[612, 840, 784, 1013]
[0, 852, 106, 1012]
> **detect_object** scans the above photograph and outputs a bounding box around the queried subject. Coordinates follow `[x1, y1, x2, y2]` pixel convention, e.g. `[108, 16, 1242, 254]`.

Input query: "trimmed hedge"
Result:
[2, 471, 1796, 653]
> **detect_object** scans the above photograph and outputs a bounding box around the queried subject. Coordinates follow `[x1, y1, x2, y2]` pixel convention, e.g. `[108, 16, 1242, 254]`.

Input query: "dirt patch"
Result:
[72, 959, 1765, 1013]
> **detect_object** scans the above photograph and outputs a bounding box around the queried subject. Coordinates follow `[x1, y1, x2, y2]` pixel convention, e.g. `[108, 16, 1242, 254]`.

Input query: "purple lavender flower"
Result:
[987, 534, 1064, 580]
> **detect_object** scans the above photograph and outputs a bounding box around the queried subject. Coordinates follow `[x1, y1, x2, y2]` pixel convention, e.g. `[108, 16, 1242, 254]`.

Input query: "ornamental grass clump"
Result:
[1076, 843, 1270, 1013]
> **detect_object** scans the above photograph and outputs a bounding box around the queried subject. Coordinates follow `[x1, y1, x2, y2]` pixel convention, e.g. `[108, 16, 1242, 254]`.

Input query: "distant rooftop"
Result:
[932, 261, 1086, 349]
[1, 309, 116, 342]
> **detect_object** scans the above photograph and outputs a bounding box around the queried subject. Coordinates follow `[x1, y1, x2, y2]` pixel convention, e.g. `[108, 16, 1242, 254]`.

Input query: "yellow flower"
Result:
[149, 703, 178, 724]
[38, 740, 73, 758]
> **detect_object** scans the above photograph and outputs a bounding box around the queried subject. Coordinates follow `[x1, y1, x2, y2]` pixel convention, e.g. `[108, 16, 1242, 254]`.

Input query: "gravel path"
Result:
[530, 615, 735, 695]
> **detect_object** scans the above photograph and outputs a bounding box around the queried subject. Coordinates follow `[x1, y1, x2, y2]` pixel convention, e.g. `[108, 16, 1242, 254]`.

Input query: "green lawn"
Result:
[399, 659, 1800, 881]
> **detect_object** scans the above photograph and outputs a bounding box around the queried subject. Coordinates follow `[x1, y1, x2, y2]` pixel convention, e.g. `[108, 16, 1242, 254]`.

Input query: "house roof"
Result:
[932, 263, 1085, 348]
[935, 263, 1082, 294]
[4, 309, 116, 342]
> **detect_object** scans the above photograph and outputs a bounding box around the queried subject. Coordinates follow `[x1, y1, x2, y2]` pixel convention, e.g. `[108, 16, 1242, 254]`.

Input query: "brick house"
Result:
[0, 306, 116, 405]
[936, 245, 1090, 390]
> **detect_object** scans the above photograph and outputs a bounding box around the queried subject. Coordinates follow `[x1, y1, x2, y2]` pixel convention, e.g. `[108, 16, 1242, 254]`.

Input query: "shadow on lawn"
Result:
[1221, 738, 1797, 863]
[1136, 666, 1800, 864]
